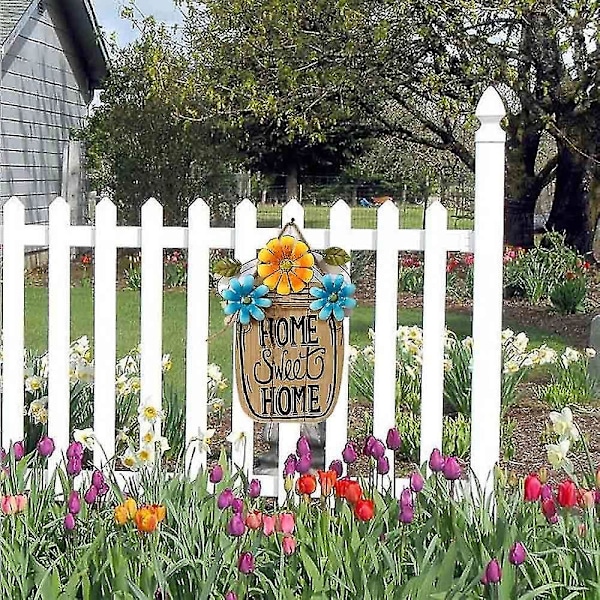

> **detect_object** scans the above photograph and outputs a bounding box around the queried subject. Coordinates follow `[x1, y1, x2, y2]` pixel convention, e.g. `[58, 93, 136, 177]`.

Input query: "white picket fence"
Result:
[0, 87, 506, 498]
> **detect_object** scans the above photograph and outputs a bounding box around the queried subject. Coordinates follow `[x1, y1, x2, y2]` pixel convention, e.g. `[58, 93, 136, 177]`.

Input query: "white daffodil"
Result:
[24, 375, 43, 393]
[347, 346, 359, 363]
[503, 361, 520, 375]
[546, 438, 572, 471]
[141, 428, 156, 445]
[156, 436, 170, 452]
[138, 403, 164, 423]
[207, 363, 223, 382]
[162, 354, 172, 372]
[227, 431, 246, 453]
[116, 427, 130, 443]
[585, 348, 597, 359]
[501, 328, 514, 342]
[561, 347, 581, 367]
[443, 358, 453, 372]
[121, 447, 139, 470]
[73, 428, 96, 450]
[549, 407, 580, 441]
[75, 362, 94, 385]
[513, 332, 529, 353]
[461, 337, 474, 350]
[538, 345, 557, 365]
[137, 445, 156, 465]
[192, 428, 216, 455]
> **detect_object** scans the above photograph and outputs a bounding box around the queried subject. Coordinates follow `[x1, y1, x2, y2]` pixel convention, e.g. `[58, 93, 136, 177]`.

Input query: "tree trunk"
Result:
[545, 142, 591, 254]
[286, 163, 299, 201]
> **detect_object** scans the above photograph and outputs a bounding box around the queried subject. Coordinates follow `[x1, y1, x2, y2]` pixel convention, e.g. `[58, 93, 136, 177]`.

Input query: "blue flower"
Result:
[309, 274, 357, 321]
[221, 275, 272, 325]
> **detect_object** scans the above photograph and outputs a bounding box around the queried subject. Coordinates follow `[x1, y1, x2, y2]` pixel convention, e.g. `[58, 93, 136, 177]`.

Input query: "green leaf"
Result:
[322, 247, 351, 266]
[213, 258, 242, 277]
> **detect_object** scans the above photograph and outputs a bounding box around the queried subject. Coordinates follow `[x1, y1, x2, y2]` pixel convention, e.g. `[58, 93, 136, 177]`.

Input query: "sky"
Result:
[92, 0, 182, 46]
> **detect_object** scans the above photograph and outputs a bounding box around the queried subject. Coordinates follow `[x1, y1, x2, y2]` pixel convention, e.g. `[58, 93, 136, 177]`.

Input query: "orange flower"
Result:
[317, 470, 337, 497]
[296, 474, 317, 496]
[257, 236, 314, 295]
[149, 503, 166, 522]
[135, 506, 158, 533]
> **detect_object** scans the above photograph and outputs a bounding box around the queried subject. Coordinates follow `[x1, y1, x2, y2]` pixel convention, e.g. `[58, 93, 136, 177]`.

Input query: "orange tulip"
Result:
[317, 470, 337, 497]
[135, 506, 158, 533]
[149, 503, 166, 522]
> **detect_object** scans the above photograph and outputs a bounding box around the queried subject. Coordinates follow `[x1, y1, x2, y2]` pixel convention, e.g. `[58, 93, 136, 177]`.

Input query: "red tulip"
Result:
[557, 479, 577, 508]
[344, 481, 363, 504]
[541, 497, 557, 522]
[523, 474, 542, 501]
[296, 474, 317, 496]
[354, 498, 375, 521]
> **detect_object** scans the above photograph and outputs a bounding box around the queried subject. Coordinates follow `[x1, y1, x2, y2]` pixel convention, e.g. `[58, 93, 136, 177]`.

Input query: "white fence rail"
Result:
[0, 87, 506, 498]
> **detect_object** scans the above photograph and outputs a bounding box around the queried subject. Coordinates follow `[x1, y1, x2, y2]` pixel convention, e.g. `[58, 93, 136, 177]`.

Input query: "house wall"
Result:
[0, 0, 91, 224]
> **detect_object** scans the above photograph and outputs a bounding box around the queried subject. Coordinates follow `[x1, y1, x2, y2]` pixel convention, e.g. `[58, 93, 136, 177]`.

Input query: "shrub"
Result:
[550, 272, 587, 314]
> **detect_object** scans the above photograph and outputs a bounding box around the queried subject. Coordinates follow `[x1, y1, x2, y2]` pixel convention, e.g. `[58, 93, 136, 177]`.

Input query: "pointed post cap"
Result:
[475, 87, 506, 142]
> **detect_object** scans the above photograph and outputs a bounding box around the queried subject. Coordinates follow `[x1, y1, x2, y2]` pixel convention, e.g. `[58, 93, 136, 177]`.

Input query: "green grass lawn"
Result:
[24, 287, 567, 400]
[256, 203, 473, 230]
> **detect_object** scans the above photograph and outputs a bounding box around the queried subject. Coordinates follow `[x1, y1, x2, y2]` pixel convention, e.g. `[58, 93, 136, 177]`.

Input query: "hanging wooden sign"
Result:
[214, 224, 356, 423]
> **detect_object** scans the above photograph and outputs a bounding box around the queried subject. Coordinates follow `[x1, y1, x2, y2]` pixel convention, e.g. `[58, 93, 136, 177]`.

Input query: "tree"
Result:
[81, 22, 237, 225]
[177, 0, 380, 199]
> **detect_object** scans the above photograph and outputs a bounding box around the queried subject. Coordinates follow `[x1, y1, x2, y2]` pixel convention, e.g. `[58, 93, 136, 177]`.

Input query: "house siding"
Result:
[0, 0, 90, 224]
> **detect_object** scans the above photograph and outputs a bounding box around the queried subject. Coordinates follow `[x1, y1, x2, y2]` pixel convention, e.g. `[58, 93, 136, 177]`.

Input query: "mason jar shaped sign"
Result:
[214, 227, 356, 423]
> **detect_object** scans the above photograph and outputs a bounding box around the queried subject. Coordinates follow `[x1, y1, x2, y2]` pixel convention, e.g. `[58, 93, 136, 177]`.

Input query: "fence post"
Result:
[185, 198, 211, 476]
[47, 198, 72, 475]
[1, 198, 25, 448]
[93, 198, 118, 466]
[470, 87, 506, 493]
[420, 202, 448, 466]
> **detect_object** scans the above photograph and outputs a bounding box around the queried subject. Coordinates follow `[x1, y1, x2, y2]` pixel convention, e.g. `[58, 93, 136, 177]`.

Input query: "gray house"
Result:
[0, 0, 107, 223]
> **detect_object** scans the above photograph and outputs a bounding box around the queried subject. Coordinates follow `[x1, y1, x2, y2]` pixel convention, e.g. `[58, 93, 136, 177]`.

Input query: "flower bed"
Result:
[2, 410, 600, 598]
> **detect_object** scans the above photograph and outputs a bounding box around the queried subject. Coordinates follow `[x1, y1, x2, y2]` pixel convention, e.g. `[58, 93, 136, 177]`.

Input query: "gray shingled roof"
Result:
[0, 0, 33, 45]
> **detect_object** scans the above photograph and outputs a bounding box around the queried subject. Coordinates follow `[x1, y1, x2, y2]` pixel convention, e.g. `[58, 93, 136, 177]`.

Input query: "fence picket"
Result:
[93, 198, 117, 465]
[1, 198, 25, 448]
[47, 198, 71, 473]
[231, 199, 257, 474]
[185, 199, 211, 475]
[471, 88, 506, 493]
[325, 199, 352, 468]
[420, 202, 448, 465]
[372, 201, 399, 478]
[140, 199, 164, 443]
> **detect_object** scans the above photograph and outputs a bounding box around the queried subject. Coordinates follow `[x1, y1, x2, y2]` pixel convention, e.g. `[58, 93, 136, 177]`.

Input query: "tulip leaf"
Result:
[322, 246, 351, 266]
[213, 257, 242, 277]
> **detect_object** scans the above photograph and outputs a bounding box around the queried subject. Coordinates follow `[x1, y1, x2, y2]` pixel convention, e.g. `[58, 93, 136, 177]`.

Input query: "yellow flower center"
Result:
[143, 406, 157, 420]
[139, 449, 151, 462]
[124, 457, 135, 467]
[280, 259, 293, 272]
[143, 432, 154, 444]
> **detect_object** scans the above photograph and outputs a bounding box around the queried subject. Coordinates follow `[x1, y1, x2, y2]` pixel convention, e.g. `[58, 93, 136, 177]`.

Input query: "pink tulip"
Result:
[263, 515, 276, 536]
[67, 491, 81, 515]
[64, 512, 76, 531]
[282, 535, 297, 555]
[410, 471, 424, 493]
[278, 512, 295, 535]
[245, 511, 262, 530]
[238, 552, 254, 575]
[37, 436, 55, 458]
[13, 441, 25, 461]
[1, 495, 17, 515]
[14, 494, 27, 512]
[429, 448, 445, 472]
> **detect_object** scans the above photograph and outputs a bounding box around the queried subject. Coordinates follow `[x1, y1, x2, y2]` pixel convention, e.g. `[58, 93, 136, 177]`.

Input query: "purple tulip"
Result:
[386, 428, 401, 451]
[225, 593, 237, 600]
[442, 457, 461, 481]
[410, 471, 424, 493]
[231, 497, 244, 513]
[91, 470, 104, 490]
[329, 460, 343, 478]
[363, 436, 377, 456]
[295, 453, 312, 474]
[64, 512, 76, 531]
[370, 439, 386, 460]
[217, 489, 234, 510]
[67, 457, 82, 477]
[283, 454, 297, 477]
[484, 559, 501, 584]
[399, 506, 414, 524]
[83, 485, 98, 505]
[67, 491, 81, 515]
[227, 513, 246, 537]
[66, 442, 84, 460]
[377, 456, 390, 475]
[342, 443, 357, 464]
[400, 488, 413, 510]
[0, 448, 5, 462]
[37, 436, 55, 458]
[238, 551, 255, 574]
[540, 484, 553, 500]
[96, 482, 109, 497]
[210, 465, 224, 484]
[248, 479, 261, 499]
[509, 542, 526, 566]
[428, 448, 445, 472]
[13, 441, 25, 461]
[296, 436, 311, 457]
